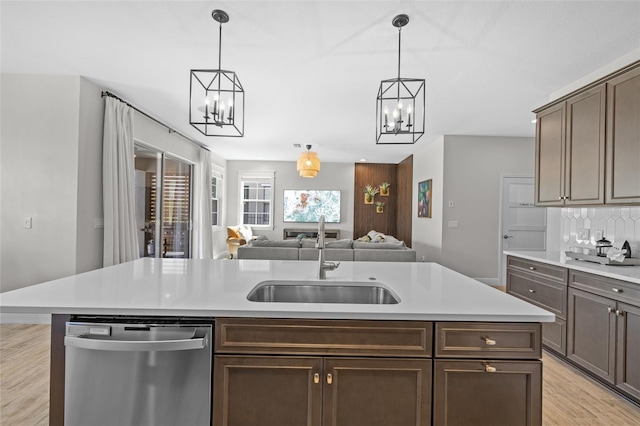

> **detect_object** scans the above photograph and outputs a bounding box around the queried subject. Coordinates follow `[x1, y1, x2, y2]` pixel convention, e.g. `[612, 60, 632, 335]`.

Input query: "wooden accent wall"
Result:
[396, 155, 413, 247]
[354, 155, 413, 247]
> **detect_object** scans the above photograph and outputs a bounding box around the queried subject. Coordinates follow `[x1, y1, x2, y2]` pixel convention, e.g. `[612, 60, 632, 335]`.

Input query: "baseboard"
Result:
[0, 313, 51, 324]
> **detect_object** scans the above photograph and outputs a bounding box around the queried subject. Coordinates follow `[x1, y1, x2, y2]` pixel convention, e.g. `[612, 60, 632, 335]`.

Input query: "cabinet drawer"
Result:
[507, 256, 567, 283]
[569, 271, 640, 305]
[435, 322, 542, 359]
[215, 318, 432, 357]
[507, 269, 567, 319]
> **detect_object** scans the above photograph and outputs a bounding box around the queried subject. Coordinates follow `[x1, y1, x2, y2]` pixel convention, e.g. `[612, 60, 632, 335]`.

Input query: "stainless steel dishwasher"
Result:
[64, 319, 212, 426]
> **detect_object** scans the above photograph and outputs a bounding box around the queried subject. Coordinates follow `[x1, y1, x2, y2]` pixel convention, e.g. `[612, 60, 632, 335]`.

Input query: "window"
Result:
[211, 171, 222, 227]
[238, 172, 274, 227]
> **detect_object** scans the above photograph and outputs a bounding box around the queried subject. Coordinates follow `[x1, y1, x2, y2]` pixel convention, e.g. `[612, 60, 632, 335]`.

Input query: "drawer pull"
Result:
[529, 266, 536, 271]
[313, 373, 319, 384]
[485, 365, 497, 373]
[616, 310, 623, 317]
[327, 373, 333, 385]
[608, 307, 613, 313]
[484, 337, 497, 346]
[612, 288, 622, 293]
[528, 289, 536, 293]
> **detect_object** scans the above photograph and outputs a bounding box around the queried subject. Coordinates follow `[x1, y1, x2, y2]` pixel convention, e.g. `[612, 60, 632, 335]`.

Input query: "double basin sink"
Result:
[247, 280, 400, 305]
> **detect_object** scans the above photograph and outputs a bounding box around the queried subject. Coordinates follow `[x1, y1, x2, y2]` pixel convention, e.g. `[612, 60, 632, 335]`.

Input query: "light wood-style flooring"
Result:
[1, 323, 639, 425]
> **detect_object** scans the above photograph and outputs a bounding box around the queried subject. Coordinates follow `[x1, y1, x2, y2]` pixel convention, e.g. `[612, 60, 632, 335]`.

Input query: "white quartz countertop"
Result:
[504, 251, 640, 284]
[0, 259, 554, 322]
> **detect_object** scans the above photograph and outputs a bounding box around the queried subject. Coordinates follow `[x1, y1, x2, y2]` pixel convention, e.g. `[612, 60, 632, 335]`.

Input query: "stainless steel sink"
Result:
[246, 280, 400, 304]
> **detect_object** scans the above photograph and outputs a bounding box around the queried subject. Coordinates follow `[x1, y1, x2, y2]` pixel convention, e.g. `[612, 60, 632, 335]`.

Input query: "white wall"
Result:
[411, 135, 535, 283]
[226, 160, 355, 242]
[1, 74, 104, 293]
[412, 136, 444, 263]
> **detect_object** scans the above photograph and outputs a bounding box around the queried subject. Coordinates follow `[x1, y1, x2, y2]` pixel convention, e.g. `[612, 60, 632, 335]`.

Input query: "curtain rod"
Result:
[101, 91, 209, 152]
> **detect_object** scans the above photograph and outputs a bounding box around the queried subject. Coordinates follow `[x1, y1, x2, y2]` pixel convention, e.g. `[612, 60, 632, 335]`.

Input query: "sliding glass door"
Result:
[134, 145, 192, 258]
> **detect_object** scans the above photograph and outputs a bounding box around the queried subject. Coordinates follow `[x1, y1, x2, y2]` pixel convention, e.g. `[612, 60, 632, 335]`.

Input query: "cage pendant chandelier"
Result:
[376, 14, 425, 144]
[189, 9, 245, 137]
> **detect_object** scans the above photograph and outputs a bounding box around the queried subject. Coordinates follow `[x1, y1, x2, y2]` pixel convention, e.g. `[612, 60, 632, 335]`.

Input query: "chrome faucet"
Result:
[317, 215, 339, 279]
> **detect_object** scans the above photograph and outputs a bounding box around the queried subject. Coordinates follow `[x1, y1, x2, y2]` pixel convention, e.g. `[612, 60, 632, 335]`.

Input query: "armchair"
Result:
[226, 225, 254, 259]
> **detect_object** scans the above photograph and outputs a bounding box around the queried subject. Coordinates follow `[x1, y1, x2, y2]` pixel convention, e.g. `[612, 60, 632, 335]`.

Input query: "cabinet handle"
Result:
[616, 310, 623, 317]
[327, 373, 333, 385]
[528, 289, 536, 293]
[612, 288, 622, 293]
[558, 197, 563, 200]
[485, 365, 497, 373]
[608, 307, 613, 313]
[484, 337, 497, 346]
[529, 266, 536, 271]
[313, 373, 320, 384]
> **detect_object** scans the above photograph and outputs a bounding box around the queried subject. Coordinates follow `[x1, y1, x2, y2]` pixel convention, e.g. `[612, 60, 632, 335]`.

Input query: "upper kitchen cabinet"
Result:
[535, 85, 606, 206]
[606, 66, 640, 204]
[534, 61, 640, 207]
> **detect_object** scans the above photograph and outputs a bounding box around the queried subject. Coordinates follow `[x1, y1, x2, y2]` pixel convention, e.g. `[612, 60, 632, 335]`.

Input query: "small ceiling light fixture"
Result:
[376, 14, 425, 145]
[189, 9, 244, 137]
[297, 145, 321, 178]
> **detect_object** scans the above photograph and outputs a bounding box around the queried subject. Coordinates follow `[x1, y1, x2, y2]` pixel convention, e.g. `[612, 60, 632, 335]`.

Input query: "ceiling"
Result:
[2, 1, 639, 163]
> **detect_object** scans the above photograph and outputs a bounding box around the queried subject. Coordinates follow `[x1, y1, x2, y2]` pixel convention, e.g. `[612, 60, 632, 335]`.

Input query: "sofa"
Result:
[236, 238, 416, 262]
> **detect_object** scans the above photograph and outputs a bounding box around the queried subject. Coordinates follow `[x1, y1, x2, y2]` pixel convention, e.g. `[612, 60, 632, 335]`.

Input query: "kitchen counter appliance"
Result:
[64, 317, 212, 426]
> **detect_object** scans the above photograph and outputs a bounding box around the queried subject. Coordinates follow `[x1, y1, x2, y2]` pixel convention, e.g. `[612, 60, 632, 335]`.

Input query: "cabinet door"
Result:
[565, 84, 606, 205]
[606, 66, 640, 204]
[323, 358, 431, 426]
[567, 288, 616, 384]
[535, 102, 566, 206]
[433, 359, 542, 426]
[616, 302, 640, 400]
[213, 355, 322, 426]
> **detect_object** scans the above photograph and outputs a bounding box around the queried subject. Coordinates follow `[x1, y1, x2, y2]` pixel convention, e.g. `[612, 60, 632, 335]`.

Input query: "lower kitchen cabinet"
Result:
[567, 287, 616, 383]
[616, 302, 640, 400]
[213, 355, 432, 426]
[433, 360, 542, 426]
[568, 272, 640, 402]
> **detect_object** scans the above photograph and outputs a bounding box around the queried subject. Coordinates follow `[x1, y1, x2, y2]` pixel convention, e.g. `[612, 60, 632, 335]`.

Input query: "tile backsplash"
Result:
[560, 207, 640, 256]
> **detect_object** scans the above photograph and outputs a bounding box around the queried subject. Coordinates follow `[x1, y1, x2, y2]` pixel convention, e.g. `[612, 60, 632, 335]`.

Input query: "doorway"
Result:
[134, 144, 193, 258]
[498, 176, 547, 285]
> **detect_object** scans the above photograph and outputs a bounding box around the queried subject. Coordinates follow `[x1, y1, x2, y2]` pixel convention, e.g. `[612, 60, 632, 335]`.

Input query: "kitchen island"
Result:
[1, 259, 554, 426]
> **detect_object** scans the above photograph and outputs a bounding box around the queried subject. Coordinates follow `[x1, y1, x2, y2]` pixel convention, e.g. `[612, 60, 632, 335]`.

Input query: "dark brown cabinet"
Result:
[506, 256, 568, 354]
[534, 60, 640, 207]
[213, 355, 431, 426]
[214, 318, 433, 426]
[568, 271, 640, 402]
[433, 360, 542, 426]
[433, 322, 543, 426]
[534, 84, 606, 206]
[606, 66, 640, 204]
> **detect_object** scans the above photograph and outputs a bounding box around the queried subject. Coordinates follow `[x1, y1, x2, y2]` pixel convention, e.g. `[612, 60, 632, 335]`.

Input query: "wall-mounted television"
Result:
[283, 190, 341, 223]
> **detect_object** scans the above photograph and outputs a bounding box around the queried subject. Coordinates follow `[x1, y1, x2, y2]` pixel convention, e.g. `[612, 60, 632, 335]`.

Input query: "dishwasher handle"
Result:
[64, 335, 208, 352]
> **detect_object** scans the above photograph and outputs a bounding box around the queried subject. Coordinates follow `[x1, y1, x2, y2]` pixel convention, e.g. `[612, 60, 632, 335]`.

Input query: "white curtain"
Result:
[102, 97, 139, 266]
[193, 148, 214, 259]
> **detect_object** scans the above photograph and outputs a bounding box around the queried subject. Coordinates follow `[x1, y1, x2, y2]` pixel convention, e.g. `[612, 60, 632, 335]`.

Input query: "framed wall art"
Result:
[418, 179, 432, 218]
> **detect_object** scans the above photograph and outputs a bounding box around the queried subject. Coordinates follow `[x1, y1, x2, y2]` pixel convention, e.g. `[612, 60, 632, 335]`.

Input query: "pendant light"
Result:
[189, 9, 245, 137]
[376, 14, 425, 144]
[297, 145, 321, 178]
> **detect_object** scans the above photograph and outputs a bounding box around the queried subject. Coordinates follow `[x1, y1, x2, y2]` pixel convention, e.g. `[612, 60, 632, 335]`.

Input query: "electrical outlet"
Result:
[577, 228, 590, 241]
[448, 200, 454, 208]
[23, 217, 32, 229]
[595, 229, 604, 240]
[448, 221, 459, 228]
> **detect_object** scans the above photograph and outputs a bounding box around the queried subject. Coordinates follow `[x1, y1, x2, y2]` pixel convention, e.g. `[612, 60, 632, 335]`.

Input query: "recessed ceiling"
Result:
[2, 1, 639, 163]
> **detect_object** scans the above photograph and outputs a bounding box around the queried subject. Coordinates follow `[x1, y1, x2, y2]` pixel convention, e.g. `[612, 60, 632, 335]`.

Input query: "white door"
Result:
[498, 176, 547, 285]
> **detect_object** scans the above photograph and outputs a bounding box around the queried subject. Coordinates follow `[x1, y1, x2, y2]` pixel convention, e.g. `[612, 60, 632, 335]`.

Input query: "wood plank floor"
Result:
[1, 323, 639, 425]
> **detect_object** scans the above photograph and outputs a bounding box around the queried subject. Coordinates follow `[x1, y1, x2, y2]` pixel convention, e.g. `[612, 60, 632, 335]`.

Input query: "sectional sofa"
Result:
[236, 238, 416, 262]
